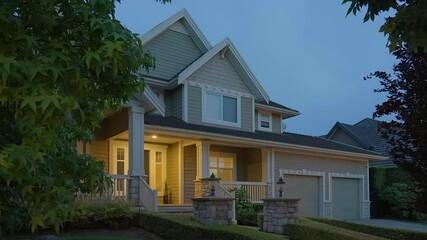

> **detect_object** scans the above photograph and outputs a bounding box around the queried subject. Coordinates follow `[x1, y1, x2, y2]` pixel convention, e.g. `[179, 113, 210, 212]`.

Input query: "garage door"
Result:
[332, 178, 360, 219]
[284, 175, 320, 217]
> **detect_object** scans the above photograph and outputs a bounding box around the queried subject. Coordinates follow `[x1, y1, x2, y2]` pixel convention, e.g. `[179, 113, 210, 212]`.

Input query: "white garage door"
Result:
[332, 178, 360, 219]
[284, 175, 320, 217]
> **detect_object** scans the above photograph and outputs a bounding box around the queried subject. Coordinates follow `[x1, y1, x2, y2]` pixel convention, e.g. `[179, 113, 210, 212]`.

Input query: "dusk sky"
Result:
[116, 0, 396, 136]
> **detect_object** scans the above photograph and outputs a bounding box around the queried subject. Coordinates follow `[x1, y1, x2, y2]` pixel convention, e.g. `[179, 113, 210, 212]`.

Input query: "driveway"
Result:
[349, 219, 427, 232]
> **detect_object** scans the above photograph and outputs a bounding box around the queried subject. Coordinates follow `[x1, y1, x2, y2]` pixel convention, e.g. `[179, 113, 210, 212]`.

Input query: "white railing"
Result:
[76, 174, 130, 201]
[139, 176, 158, 212]
[215, 182, 236, 224]
[219, 181, 267, 203]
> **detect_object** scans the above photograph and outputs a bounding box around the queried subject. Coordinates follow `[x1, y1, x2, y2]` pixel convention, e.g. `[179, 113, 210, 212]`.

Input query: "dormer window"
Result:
[258, 112, 272, 131]
[203, 89, 241, 127]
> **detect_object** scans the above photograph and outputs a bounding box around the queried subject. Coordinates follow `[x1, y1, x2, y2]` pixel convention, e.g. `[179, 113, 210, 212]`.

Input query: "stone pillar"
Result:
[194, 177, 220, 198]
[128, 105, 145, 206]
[262, 198, 300, 234]
[192, 198, 235, 225]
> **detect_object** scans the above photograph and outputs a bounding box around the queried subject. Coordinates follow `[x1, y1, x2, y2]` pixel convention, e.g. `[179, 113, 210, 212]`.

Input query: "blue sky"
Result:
[116, 0, 395, 136]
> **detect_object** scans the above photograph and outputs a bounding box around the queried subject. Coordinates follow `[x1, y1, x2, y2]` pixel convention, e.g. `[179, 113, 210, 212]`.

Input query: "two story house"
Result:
[78, 10, 386, 220]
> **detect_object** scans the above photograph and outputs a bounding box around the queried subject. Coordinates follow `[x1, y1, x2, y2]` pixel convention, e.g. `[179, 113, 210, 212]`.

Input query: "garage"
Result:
[283, 175, 320, 217]
[332, 177, 360, 219]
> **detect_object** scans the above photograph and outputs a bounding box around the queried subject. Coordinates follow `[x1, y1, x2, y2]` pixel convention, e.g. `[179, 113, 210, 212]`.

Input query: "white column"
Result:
[196, 141, 210, 179]
[270, 149, 276, 198]
[128, 105, 145, 176]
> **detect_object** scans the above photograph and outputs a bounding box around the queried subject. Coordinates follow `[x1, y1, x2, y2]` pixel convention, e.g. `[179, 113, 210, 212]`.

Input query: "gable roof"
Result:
[255, 100, 300, 119]
[140, 9, 211, 52]
[326, 118, 391, 156]
[177, 37, 270, 102]
[145, 115, 386, 160]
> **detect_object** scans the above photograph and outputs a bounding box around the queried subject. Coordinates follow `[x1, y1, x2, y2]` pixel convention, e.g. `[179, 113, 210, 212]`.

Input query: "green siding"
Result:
[272, 113, 282, 133]
[143, 29, 202, 80]
[171, 86, 182, 119]
[329, 129, 363, 148]
[187, 53, 251, 94]
[183, 145, 197, 204]
[167, 143, 179, 204]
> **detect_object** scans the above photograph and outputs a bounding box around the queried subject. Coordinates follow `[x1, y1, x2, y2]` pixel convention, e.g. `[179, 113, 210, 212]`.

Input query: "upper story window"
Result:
[258, 112, 272, 131]
[203, 90, 241, 127]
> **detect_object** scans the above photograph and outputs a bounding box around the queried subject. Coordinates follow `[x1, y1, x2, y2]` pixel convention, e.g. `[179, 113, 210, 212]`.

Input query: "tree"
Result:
[0, 0, 169, 235]
[366, 46, 427, 210]
[343, 0, 427, 52]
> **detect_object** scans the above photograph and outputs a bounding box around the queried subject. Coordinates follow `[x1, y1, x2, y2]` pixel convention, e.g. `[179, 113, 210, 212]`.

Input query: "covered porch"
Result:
[78, 107, 273, 210]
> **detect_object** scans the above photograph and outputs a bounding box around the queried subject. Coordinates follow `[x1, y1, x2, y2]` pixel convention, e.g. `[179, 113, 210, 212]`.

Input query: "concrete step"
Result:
[158, 205, 193, 213]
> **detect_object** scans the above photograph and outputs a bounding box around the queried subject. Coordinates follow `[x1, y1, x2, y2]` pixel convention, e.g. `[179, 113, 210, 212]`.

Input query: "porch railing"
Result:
[76, 174, 130, 201]
[215, 182, 236, 224]
[139, 176, 158, 212]
[219, 181, 267, 203]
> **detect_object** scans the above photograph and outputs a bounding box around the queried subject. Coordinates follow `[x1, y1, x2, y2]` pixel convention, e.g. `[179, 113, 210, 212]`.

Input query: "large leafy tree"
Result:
[367, 46, 427, 209]
[343, 0, 427, 52]
[0, 0, 169, 235]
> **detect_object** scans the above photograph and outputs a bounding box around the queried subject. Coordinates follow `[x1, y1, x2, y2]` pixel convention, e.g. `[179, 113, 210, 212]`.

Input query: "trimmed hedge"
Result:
[134, 212, 282, 240]
[283, 218, 386, 240]
[308, 217, 427, 240]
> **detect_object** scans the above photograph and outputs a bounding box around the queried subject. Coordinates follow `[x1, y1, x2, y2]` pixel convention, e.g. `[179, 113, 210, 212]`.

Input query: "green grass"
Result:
[65, 237, 134, 240]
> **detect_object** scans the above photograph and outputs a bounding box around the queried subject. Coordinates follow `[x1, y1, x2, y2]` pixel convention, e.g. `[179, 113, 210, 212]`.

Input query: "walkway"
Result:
[350, 219, 427, 233]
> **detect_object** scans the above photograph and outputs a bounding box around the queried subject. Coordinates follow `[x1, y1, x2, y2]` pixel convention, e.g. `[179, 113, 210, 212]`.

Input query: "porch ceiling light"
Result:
[152, 135, 158, 139]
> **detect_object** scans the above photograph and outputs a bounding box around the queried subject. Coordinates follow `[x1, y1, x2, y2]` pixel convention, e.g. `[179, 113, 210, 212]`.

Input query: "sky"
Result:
[115, 0, 396, 136]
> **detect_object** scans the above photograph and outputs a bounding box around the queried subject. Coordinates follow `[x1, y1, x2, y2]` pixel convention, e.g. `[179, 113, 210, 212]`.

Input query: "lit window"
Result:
[209, 153, 235, 181]
[204, 90, 240, 126]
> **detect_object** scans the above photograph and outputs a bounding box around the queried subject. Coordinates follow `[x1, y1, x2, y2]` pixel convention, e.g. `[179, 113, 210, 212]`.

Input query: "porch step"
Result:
[158, 205, 193, 213]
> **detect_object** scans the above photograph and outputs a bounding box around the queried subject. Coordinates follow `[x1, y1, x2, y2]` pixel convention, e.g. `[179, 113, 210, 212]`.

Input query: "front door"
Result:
[144, 144, 167, 196]
[109, 141, 129, 195]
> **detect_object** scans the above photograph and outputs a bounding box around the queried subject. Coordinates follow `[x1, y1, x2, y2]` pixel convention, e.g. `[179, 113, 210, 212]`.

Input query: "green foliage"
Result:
[68, 200, 133, 229]
[343, 0, 427, 52]
[134, 212, 283, 240]
[229, 187, 259, 226]
[366, 47, 427, 212]
[283, 218, 386, 240]
[308, 217, 427, 240]
[0, 0, 157, 235]
[381, 183, 421, 216]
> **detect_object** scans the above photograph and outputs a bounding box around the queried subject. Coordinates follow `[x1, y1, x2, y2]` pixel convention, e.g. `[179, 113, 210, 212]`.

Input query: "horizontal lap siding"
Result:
[241, 97, 253, 131]
[272, 114, 282, 133]
[88, 140, 109, 173]
[167, 143, 179, 204]
[143, 29, 202, 80]
[329, 129, 363, 148]
[184, 145, 197, 204]
[171, 86, 182, 119]
[188, 54, 251, 94]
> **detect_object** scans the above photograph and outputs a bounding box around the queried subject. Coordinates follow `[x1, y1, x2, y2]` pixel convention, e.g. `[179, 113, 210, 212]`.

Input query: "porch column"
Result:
[128, 105, 145, 206]
[128, 105, 145, 176]
[196, 142, 210, 179]
[262, 148, 274, 198]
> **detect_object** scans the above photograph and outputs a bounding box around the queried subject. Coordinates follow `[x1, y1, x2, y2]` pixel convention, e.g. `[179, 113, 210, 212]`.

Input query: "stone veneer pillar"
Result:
[262, 198, 300, 234]
[192, 198, 235, 225]
[194, 177, 219, 198]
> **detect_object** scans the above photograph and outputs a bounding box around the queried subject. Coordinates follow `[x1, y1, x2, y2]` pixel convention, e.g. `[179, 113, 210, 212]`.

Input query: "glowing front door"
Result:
[145, 144, 167, 196]
[110, 141, 129, 195]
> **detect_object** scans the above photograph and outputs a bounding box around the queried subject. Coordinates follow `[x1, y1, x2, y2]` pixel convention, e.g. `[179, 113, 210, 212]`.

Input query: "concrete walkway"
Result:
[349, 219, 427, 233]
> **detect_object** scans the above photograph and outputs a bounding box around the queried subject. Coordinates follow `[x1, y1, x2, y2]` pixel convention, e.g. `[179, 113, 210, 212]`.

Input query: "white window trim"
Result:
[210, 151, 237, 181]
[258, 111, 272, 132]
[202, 88, 241, 128]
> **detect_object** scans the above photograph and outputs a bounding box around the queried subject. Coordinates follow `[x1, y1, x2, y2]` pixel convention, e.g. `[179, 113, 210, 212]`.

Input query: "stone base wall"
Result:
[262, 198, 300, 234]
[192, 198, 234, 225]
[128, 176, 140, 206]
[363, 201, 371, 219]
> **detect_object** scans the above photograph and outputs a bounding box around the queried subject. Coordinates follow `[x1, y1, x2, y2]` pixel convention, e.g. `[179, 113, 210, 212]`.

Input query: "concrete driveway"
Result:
[349, 219, 427, 232]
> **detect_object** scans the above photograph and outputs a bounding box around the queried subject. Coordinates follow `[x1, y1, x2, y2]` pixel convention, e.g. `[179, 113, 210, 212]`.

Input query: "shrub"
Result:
[228, 187, 259, 226]
[283, 218, 386, 240]
[308, 217, 427, 240]
[67, 200, 133, 229]
[134, 212, 282, 240]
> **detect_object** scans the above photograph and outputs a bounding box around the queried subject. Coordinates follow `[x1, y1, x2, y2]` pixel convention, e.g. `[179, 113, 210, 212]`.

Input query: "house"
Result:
[77, 9, 387, 220]
[324, 118, 394, 167]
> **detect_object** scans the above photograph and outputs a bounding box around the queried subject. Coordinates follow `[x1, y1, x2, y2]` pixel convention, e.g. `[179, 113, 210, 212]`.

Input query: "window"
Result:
[204, 90, 240, 127]
[258, 112, 272, 131]
[209, 152, 236, 181]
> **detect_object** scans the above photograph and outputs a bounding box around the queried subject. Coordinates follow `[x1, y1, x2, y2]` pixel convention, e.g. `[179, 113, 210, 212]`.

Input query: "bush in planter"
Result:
[229, 187, 259, 226]
[67, 199, 133, 229]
